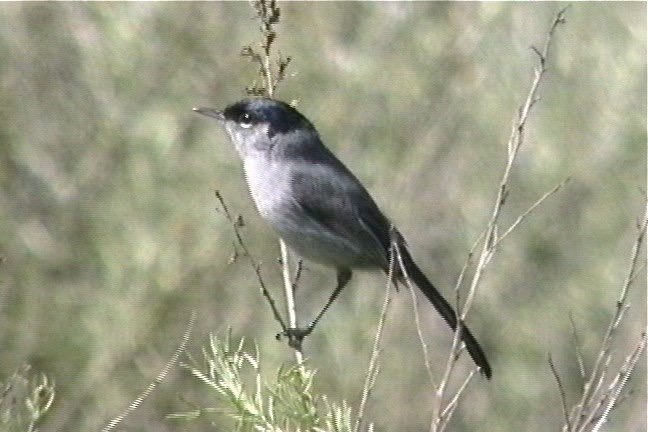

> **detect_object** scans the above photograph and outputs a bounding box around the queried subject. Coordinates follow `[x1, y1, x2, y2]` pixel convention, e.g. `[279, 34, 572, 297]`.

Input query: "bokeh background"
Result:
[0, 2, 645, 431]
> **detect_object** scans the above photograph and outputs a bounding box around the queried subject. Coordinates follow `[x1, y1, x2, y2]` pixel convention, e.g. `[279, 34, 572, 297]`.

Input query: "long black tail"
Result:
[398, 247, 492, 379]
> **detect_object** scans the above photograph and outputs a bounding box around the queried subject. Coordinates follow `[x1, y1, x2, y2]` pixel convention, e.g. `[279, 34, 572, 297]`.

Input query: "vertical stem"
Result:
[267, 59, 303, 364]
[280, 239, 304, 363]
[253, 0, 303, 364]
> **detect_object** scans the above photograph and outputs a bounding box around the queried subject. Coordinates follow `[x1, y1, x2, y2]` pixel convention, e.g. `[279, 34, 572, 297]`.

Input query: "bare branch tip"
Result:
[558, 5, 571, 18]
[553, 6, 570, 28]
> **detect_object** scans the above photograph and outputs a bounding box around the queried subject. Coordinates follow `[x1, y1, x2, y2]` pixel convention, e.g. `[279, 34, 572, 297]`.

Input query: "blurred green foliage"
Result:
[0, 2, 645, 431]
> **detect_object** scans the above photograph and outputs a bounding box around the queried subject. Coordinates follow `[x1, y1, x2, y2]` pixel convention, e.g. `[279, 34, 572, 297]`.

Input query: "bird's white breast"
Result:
[242, 156, 293, 224]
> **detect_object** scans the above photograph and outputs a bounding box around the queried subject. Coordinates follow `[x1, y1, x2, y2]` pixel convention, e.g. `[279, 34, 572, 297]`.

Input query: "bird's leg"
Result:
[305, 268, 352, 333]
[279, 268, 352, 349]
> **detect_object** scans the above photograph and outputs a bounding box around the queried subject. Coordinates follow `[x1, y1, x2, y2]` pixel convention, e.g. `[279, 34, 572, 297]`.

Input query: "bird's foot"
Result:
[276, 326, 313, 350]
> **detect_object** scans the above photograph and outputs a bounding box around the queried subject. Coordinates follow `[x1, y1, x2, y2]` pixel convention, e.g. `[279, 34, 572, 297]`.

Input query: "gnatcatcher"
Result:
[194, 98, 491, 378]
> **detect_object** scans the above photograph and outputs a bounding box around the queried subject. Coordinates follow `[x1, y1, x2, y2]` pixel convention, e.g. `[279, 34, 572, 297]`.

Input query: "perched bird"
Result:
[194, 98, 491, 378]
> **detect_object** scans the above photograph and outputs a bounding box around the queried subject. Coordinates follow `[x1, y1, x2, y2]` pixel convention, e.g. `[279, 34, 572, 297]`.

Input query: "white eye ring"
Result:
[239, 113, 253, 128]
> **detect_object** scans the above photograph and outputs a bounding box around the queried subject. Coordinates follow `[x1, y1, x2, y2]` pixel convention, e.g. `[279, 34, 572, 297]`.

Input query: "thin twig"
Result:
[354, 280, 391, 432]
[429, 8, 569, 430]
[291, 259, 304, 292]
[568, 311, 587, 381]
[429, 238, 488, 432]
[396, 244, 435, 386]
[548, 353, 572, 432]
[396, 236, 481, 432]
[428, 8, 569, 431]
[570, 205, 647, 429]
[428, 235, 485, 432]
[578, 353, 612, 430]
[462, 6, 569, 319]
[431, 316, 475, 432]
[495, 177, 570, 246]
[280, 240, 304, 364]
[245, 0, 301, 362]
[590, 333, 647, 432]
[405, 277, 435, 383]
[454, 230, 487, 296]
[354, 231, 398, 432]
[215, 191, 287, 331]
[429, 232, 485, 432]
[102, 311, 196, 432]
[615, 212, 648, 320]
[438, 369, 476, 430]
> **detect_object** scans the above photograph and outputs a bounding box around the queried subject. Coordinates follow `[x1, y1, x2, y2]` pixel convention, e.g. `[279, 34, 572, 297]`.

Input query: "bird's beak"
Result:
[193, 107, 224, 121]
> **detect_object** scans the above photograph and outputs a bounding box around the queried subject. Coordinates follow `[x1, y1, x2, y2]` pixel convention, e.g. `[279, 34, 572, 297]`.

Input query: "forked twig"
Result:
[438, 369, 477, 429]
[426, 8, 569, 431]
[495, 177, 570, 246]
[590, 333, 646, 432]
[568, 206, 647, 431]
[462, 6, 569, 318]
[430, 231, 485, 426]
[215, 191, 287, 332]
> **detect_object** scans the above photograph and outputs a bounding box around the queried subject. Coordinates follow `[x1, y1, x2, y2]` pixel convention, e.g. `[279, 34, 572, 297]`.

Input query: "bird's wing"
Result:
[287, 157, 393, 268]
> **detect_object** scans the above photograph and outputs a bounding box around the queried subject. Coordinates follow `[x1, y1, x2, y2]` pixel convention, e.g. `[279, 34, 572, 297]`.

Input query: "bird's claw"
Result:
[276, 326, 313, 350]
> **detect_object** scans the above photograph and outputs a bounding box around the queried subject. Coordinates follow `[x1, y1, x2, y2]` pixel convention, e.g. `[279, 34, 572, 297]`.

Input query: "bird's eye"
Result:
[239, 112, 254, 128]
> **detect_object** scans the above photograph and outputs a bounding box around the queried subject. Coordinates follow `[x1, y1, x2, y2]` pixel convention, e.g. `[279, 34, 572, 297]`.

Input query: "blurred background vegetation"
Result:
[0, 2, 645, 431]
